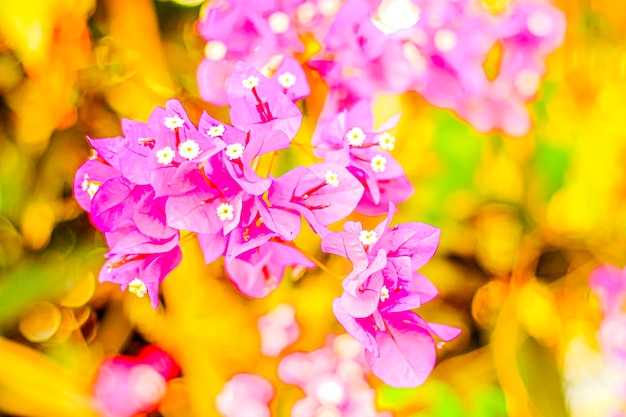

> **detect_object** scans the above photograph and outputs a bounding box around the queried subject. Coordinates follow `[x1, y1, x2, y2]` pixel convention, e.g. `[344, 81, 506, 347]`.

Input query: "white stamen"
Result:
[514, 69, 541, 96]
[380, 285, 390, 302]
[138, 137, 154, 146]
[207, 124, 225, 137]
[242, 76, 259, 90]
[377, 132, 396, 151]
[434, 29, 457, 52]
[373, 0, 421, 34]
[87, 183, 100, 199]
[156, 146, 176, 165]
[268, 11, 290, 34]
[178, 140, 201, 160]
[324, 170, 339, 187]
[527, 11, 553, 37]
[277, 72, 297, 89]
[204, 40, 227, 61]
[225, 143, 244, 160]
[216, 202, 235, 221]
[346, 127, 366, 147]
[296, 2, 318, 24]
[164, 115, 185, 130]
[128, 278, 147, 298]
[359, 230, 378, 246]
[371, 154, 387, 173]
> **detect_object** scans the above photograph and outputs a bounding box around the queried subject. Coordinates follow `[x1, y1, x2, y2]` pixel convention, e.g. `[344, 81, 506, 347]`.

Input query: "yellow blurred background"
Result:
[1, 0, 626, 416]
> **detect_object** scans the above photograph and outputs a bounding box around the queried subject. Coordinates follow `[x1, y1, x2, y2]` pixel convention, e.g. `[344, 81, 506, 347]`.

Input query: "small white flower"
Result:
[377, 132, 396, 151]
[380, 285, 390, 302]
[225, 143, 244, 160]
[268, 11, 290, 34]
[156, 146, 176, 165]
[514, 69, 541, 97]
[346, 127, 366, 147]
[216, 202, 235, 221]
[178, 139, 201, 160]
[434, 28, 457, 52]
[296, 2, 317, 25]
[359, 230, 378, 246]
[163, 115, 185, 130]
[207, 124, 225, 137]
[277, 72, 297, 89]
[324, 170, 339, 187]
[87, 183, 100, 199]
[242, 76, 259, 90]
[128, 278, 148, 298]
[371, 154, 387, 173]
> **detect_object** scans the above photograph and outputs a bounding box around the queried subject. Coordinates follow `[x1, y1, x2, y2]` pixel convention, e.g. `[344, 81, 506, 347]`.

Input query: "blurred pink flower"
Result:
[92, 346, 179, 417]
[258, 304, 300, 357]
[216, 373, 274, 417]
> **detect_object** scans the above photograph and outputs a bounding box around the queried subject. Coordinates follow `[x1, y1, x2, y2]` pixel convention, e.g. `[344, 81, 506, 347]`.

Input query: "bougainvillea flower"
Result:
[73, 157, 122, 213]
[269, 162, 365, 235]
[270, 56, 310, 102]
[92, 345, 179, 417]
[228, 61, 303, 143]
[258, 303, 300, 357]
[196, 0, 304, 105]
[99, 233, 182, 308]
[215, 373, 274, 417]
[225, 241, 314, 298]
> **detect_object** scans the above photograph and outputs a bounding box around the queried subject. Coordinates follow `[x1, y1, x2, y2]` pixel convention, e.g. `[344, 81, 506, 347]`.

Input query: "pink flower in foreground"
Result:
[216, 373, 274, 417]
[322, 204, 460, 387]
[92, 345, 179, 417]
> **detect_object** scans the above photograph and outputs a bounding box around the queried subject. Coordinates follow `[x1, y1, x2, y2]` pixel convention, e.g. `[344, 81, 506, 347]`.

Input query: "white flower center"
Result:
[242, 76, 259, 90]
[345, 127, 366, 147]
[359, 230, 378, 246]
[207, 124, 225, 137]
[163, 115, 185, 130]
[87, 183, 100, 199]
[277, 72, 296, 89]
[374, 0, 421, 34]
[268, 11, 290, 34]
[380, 285, 390, 302]
[514, 69, 541, 96]
[377, 132, 396, 151]
[81, 174, 90, 191]
[324, 170, 339, 187]
[156, 146, 176, 165]
[527, 11, 553, 37]
[178, 140, 201, 160]
[225, 143, 244, 160]
[371, 154, 387, 173]
[216, 202, 235, 221]
[315, 380, 345, 406]
[128, 278, 148, 298]
[296, 2, 318, 24]
[434, 29, 457, 52]
[205, 40, 227, 61]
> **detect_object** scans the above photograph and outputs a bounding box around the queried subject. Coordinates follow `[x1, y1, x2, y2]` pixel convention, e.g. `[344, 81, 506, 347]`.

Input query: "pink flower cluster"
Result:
[74, 56, 454, 386]
[278, 334, 392, 417]
[197, 0, 565, 136]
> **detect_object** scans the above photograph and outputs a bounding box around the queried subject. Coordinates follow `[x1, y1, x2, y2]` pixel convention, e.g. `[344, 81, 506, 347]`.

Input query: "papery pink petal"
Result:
[365, 312, 436, 388]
